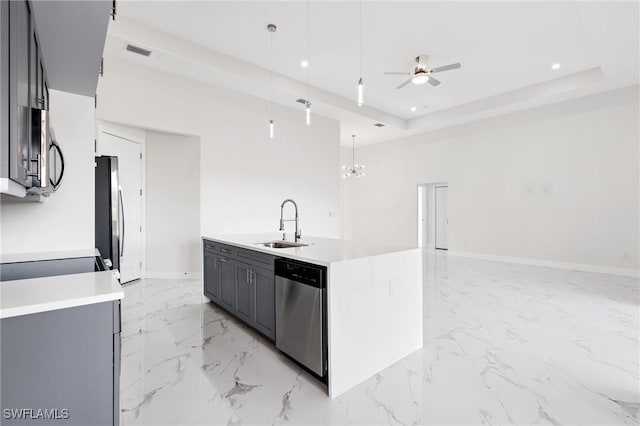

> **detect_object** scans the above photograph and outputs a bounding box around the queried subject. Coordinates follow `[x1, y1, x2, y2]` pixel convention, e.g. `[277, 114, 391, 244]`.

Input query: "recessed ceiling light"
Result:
[551, 63, 561, 70]
[410, 106, 417, 112]
[301, 60, 309, 68]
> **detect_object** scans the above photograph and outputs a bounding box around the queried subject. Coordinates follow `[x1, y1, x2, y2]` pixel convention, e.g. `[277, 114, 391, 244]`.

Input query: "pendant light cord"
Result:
[352, 135, 356, 168]
[306, 0, 310, 100]
[270, 29, 274, 120]
[359, 0, 362, 79]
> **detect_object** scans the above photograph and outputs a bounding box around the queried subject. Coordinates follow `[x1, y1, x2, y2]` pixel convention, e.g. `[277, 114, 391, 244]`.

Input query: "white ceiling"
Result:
[105, 1, 639, 146]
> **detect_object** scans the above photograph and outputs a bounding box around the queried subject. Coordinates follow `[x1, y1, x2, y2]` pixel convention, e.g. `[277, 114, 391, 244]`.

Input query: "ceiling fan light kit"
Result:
[412, 74, 429, 85]
[385, 55, 461, 90]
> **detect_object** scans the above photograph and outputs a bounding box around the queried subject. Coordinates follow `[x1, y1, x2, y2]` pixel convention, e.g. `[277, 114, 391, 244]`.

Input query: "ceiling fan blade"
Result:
[384, 72, 411, 75]
[395, 78, 413, 89]
[430, 63, 461, 73]
[427, 76, 441, 86]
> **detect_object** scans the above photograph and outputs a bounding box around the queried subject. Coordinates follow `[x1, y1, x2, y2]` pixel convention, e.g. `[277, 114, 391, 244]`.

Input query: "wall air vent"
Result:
[125, 44, 152, 57]
[373, 123, 385, 127]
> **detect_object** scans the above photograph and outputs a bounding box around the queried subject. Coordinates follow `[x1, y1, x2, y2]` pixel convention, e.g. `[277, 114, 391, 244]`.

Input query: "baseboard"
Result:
[447, 250, 639, 278]
[144, 271, 200, 280]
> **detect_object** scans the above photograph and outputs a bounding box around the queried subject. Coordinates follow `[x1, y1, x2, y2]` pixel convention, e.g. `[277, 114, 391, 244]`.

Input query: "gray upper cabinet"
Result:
[8, 0, 32, 186]
[0, 1, 8, 177]
[29, 26, 37, 109]
[2, 0, 52, 193]
[218, 256, 236, 311]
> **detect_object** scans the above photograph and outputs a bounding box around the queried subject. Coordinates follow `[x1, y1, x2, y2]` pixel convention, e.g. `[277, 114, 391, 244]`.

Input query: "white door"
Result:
[99, 131, 142, 283]
[435, 186, 448, 250]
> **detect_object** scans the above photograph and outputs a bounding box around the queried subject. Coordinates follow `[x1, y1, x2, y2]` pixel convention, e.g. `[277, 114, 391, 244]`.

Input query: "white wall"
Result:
[342, 87, 640, 275]
[1, 90, 95, 254]
[145, 130, 200, 278]
[96, 56, 341, 241]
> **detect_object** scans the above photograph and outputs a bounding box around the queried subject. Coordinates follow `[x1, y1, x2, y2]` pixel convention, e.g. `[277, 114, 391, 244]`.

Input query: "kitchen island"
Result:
[202, 234, 423, 398]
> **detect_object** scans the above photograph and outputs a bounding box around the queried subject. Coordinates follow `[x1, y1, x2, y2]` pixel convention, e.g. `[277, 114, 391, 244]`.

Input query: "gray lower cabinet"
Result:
[203, 251, 219, 302]
[1, 300, 121, 426]
[235, 262, 255, 323]
[202, 240, 275, 341]
[218, 256, 236, 312]
[252, 265, 276, 339]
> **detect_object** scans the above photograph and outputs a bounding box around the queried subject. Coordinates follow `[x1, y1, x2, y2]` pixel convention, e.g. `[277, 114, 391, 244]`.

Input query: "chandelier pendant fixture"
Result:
[342, 134, 366, 178]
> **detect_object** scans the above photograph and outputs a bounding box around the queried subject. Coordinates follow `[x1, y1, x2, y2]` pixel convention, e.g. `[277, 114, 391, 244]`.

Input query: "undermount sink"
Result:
[258, 241, 309, 249]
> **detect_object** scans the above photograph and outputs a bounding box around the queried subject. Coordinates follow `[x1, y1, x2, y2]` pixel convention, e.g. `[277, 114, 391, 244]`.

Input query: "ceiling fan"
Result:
[384, 55, 461, 89]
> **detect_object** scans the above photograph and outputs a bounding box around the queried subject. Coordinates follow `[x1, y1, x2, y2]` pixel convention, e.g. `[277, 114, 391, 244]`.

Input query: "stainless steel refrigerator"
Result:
[95, 156, 123, 274]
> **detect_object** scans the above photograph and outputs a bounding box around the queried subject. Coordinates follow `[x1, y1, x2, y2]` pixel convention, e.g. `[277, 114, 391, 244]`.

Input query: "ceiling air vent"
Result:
[373, 123, 385, 128]
[126, 44, 152, 57]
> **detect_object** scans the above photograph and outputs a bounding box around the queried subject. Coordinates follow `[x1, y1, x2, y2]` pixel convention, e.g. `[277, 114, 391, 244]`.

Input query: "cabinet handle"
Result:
[219, 258, 228, 263]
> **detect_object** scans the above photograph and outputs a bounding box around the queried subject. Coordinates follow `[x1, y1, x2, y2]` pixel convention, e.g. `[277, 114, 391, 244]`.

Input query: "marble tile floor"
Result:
[120, 253, 639, 425]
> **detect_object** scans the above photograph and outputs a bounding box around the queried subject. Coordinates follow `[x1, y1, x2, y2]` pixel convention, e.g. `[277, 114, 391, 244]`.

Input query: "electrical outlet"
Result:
[623, 252, 631, 260]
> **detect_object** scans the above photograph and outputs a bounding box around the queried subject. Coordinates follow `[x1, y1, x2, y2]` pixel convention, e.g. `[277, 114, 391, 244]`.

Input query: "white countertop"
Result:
[202, 233, 416, 266]
[0, 271, 124, 319]
[0, 248, 97, 264]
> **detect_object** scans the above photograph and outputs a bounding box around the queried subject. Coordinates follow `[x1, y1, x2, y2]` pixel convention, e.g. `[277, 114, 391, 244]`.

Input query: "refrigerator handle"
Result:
[118, 186, 125, 258]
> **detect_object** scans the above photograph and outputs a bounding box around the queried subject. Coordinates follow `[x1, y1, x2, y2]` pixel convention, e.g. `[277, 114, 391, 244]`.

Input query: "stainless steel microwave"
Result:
[29, 107, 49, 189]
[26, 108, 65, 197]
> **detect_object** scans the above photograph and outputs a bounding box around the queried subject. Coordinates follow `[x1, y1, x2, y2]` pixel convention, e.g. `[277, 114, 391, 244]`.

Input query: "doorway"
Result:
[434, 185, 448, 250]
[417, 182, 449, 250]
[98, 126, 143, 283]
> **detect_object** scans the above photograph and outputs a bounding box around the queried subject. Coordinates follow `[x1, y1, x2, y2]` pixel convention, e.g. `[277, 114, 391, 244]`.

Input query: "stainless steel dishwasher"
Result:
[275, 259, 327, 379]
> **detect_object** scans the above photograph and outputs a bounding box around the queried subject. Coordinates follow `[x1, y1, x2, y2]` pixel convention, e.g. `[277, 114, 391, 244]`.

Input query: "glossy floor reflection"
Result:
[120, 253, 639, 425]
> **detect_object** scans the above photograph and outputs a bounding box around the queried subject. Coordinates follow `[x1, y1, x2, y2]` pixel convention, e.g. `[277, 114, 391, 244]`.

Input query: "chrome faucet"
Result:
[279, 199, 301, 242]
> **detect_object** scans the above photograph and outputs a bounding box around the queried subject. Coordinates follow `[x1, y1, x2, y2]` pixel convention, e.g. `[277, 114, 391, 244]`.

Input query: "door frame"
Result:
[434, 185, 448, 250]
[417, 181, 448, 250]
[97, 121, 146, 279]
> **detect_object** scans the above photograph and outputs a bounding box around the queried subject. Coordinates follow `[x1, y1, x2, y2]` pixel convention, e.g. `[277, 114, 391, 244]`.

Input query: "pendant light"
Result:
[267, 24, 276, 139]
[305, 0, 312, 126]
[342, 135, 365, 178]
[356, 0, 364, 106]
